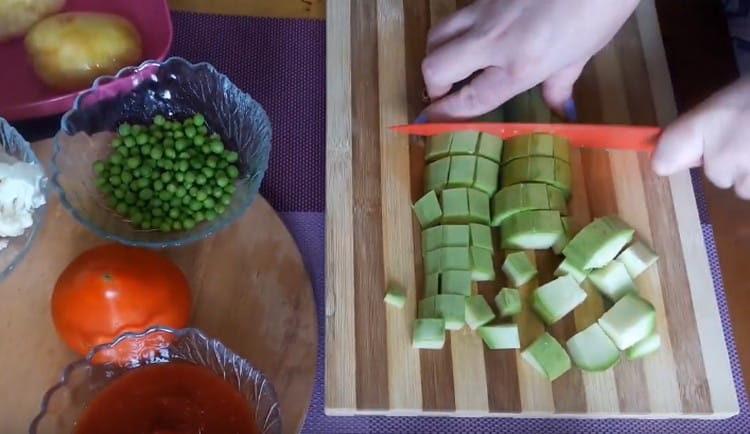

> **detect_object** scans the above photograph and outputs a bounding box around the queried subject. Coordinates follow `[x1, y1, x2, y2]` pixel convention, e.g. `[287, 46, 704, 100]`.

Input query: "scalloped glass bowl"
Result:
[0, 118, 47, 281]
[52, 57, 272, 248]
[29, 327, 282, 434]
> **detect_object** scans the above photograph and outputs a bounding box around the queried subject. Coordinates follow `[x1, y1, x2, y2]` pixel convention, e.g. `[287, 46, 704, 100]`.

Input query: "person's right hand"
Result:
[421, 0, 640, 121]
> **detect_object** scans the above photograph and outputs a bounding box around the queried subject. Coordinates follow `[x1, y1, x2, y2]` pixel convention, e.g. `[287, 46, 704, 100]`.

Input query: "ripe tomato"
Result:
[51, 244, 192, 356]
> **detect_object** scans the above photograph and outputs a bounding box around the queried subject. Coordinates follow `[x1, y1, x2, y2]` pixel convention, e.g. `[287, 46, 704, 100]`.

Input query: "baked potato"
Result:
[0, 0, 65, 42]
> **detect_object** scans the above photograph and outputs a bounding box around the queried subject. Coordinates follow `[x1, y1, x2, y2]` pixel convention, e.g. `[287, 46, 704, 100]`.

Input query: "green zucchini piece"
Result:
[552, 216, 572, 255]
[478, 324, 520, 349]
[421, 226, 443, 253]
[495, 287, 522, 317]
[565, 323, 621, 372]
[503, 87, 552, 122]
[491, 183, 567, 226]
[436, 294, 466, 330]
[477, 133, 503, 163]
[441, 270, 473, 296]
[502, 251, 537, 286]
[450, 131, 479, 155]
[470, 246, 495, 281]
[418, 296, 437, 318]
[531, 275, 587, 325]
[562, 216, 635, 270]
[501, 156, 572, 197]
[588, 260, 637, 302]
[443, 224, 470, 246]
[425, 157, 451, 192]
[426, 134, 452, 161]
[500, 210, 565, 250]
[467, 188, 491, 224]
[447, 155, 477, 188]
[384, 286, 406, 309]
[413, 319, 446, 349]
[413, 190, 442, 228]
[598, 293, 656, 350]
[440, 188, 470, 223]
[521, 332, 571, 381]
[441, 246, 472, 271]
[501, 134, 571, 165]
[469, 223, 494, 252]
[425, 273, 439, 298]
[553, 258, 588, 284]
[474, 157, 500, 195]
[465, 295, 496, 330]
[625, 332, 661, 360]
[617, 240, 659, 278]
[423, 249, 441, 274]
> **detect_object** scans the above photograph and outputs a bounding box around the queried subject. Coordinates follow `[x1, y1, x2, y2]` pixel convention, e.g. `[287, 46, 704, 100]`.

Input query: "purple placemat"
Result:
[170, 12, 749, 433]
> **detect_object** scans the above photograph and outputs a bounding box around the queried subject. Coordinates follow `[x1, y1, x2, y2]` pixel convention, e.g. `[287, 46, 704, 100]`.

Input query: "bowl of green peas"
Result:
[51, 57, 271, 247]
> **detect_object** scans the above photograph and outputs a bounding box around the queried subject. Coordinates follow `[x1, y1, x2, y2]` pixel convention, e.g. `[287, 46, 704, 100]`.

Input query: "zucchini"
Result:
[500, 210, 565, 250]
[598, 293, 656, 350]
[467, 188, 491, 225]
[531, 275, 587, 325]
[501, 156, 572, 198]
[565, 323, 620, 371]
[476, 132, 503, 163]
[421, 225, 443, 253]
[412, 318, 446, 349]
[478, 324, 520, 349]
[495, 287, 522, 317]
[435, 294, 466, 330]
[501, 133, 571, 165]
[553, 258, 588, 284]
[617, 240, 659, 278]
[469, 223, 494, 252]
[552, 216, 573, 255]
[424, 273, 439, 298]
[470, 246, 495, 281]
[440, 188, 470, 223]
[425, 157, 450, 192]
[440, 270, 473, 296]
[384, 286, 406, 309]
[562, 216, 635, 270]
[501, 251, 537, 286]
[443, 224, 470, 246]
[521, 332, 571, 381]
[426, 134, 452, 161]
[413, 190, 442, 228]
[447, 155, 477, 188]
[465, 294, 496, 330]
[423, 249, 441, 274]
[450, 131, 480, 155]
[418, 296, 436, 318]
[474, 156, 500, 195]
[588, 260, 637, 302]
[625, 332, 661, 360]
[491, 183, 567, 226]
[441, 246, 472, 271]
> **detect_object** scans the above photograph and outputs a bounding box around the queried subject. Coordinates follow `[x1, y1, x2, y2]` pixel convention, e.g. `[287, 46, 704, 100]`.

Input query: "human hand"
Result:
[652, 77, 750, 198]
[420, 0, 640, 121]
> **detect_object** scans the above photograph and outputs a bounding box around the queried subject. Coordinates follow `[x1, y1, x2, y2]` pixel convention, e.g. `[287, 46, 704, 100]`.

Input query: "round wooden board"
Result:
[0, 139, 317, 434]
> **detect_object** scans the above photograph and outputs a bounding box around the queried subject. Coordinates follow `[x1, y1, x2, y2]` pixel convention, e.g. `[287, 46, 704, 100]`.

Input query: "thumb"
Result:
[542, 61, 587, 116]
[651, 115, 704, 176]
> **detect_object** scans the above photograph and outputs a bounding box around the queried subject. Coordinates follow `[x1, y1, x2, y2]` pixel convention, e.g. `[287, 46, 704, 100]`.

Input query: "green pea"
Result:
[212, 188, 223, 198]
[175, 139, 188, 151]
[204, 197, 216, 209]
[132, 168, 142, 178]
[124, 136, 136, 148]
[131, 212, 143, 224]
[154, 131, 165, 140]
[195, 190, 207, 201]
[120, 172, 133, 183]
[152, 216, 163, 226]
[153, 208, 164, 217]
[151, 198, 163, 208]
[224, 184, 236, 194]
[164, 138, 175, 147]
[107, 197, 118, 208]
[185, 172, 196, 184]
[136, 134, 148, 145]
[129, 181, 140, 192]
[93, 161, 106, 174]
[221, 195, 232, 206]
[226, 166, 239, 179]
[175, 187, 187, 198]
[175, 173, 185, 183]
[166, 183, 177, 193]
[202, 167, 214, 178]
[131, 125, 144, 135]
[160, 222, 172, 232]
[110, 154, 123, 165]
[111, 137, 123, 148]
[162, 202, 171, 212]
[126, 157, 140, 169]
[163, 160, 174, 170]
[140, 165, 152, 178]
[172, 221, 183, 231]
[139, 189, 153, 200]
[118, 123, 132, 136]
[201, 145, 211, 154]
[170, 197, 182, 208]
[210, 141, 224, 154]
[161, 172, 173, 183]
[154, 180, 164, 191]
[150, 148, 163, 159]
[165, 131, 174, 138]
[151, 171, 160, 180]
[140, 220, 152, 230]
[216, 175, 229, 187]
[168, 208, 180, 219]
[206, 156, 218, 168]
[225, 151, 239, 163]
[189, 201, 202, 211]
[125, 192, 137, 205]
[183, 218, 196, 230]
[109, 176, 121, 186]
[198, 126, 208, 135]
[110, 166, 122, 176]
[185, 126, 196, 138]
[165, 148, 177, 159]
[95, 176, 107, 188]
[173, 130, 185, 139]
[117, 146, 130, 157]
[205, 209, 218, 221]
[115, 202, 128, 214]
[158, 190, 171, 201]
[196, 174, 207, 185]
[139, 144, 151, 157]
[182, 195, 191, 206]
[217, 159, 229, 169]
[178, 151, 190, 159]
[194, 210, 206, 221]
[113, 189, 125, 199]
[215, 205, 227, 215]
[190, 159, 202, 169]
[193, 114, 205, 126]
[193, 135, 205, 146]
[154, 115, 166, 125]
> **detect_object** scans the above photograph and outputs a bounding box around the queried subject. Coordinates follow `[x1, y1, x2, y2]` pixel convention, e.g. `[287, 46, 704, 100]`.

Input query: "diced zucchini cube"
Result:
[477, 132, 503, 163]
[424, 273, 439, 298]
[441, 246, 472, 271]
[625, 332, 661, 360]
[565, 323, 620, 372]
[425, 157, 451, 192]
[617, 240, 659, 278]
[424, 249, 442, 274]
[491, 183, 567, 226]
[418, 296, 437, 318]
[553, 258, 588, 284]
[467, 188, 491, 224]
[443, 224, 470, 246]
[448, 156, 478, 188]
[474, 157, 500, 195]
[449, 131, 479, 154]
[469, 223, 494, 252]
[531, 275, 587, 325]
[413, 190, 442, 228]
[421, 226, 444, 253]
[589, 260, 637, 302]
[470, 246, 495, 281]
[426, 133, 452, 161]
[521, 332, 571, 381]
[465, 295, 495, 330]
[495, 287, 522, 317]
[562, 216, 635, 270]
[435, 294, 466, 330]
[552, 216, 573, 255]
[441, 188, 470, 223]
[598, 293, 656, 350]
[501, 156, 572, 198]
[413, 319, 446, 349]
[384, 285, 406, 309]
[501, 251, 537, 286]
[501, 210, 565, 250]
[440, 270, 473, 296]
[478, 324, 520, 349]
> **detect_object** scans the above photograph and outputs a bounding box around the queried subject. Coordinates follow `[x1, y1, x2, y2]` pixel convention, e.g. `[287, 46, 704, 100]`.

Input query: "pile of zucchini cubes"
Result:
[388, 129, 661, 382]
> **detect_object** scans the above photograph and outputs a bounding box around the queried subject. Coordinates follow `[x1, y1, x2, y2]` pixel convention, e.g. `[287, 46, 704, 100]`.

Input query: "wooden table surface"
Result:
[175, 0, 750, 399]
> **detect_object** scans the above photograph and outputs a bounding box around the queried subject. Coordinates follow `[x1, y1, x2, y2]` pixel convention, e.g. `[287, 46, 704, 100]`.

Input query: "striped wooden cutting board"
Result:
[325, 0, 739, 417]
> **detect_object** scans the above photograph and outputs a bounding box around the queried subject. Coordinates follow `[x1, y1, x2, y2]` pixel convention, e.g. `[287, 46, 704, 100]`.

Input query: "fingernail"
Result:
[414, 113, 428, 124]
[563, 98, 577, 122]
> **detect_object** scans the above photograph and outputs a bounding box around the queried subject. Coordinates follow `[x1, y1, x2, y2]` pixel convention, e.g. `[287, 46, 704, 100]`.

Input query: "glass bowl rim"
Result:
[50, 56, 272, 248]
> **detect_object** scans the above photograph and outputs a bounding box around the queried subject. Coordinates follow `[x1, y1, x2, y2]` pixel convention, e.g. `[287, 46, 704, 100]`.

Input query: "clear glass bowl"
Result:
[29, 327, 282, 434]
[0, 118, 47, 281]
[51, 57, 272, 248]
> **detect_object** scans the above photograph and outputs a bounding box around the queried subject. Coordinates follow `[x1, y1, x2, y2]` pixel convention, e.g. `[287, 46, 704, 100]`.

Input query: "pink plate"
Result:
[0, 0, 172, 121]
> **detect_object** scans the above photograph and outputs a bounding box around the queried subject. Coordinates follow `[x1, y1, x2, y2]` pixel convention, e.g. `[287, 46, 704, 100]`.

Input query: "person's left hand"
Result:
[652, 76, 750, 199]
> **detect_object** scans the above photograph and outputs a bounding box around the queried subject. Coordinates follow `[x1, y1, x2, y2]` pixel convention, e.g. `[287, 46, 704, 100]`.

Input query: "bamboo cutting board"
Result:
[325, 0, 739, 418]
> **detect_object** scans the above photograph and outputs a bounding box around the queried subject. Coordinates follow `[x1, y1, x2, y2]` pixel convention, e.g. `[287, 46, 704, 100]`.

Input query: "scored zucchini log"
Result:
[478, 324, 520, 349]
[625, 332, 661, 360]
[598, 293, 656, 350]
[532, 275, 587, 325]
[588, 260, 637, 302]
[412, 318, 446, 349]
[566, 323, 621, 371]
[562, 216, 635, 270]
[495, 287, 522, 317]
[413, 190, 442, 228]
[616, 240, 659, 278]
[502, 251, 537, 286]
[501, 156, 572, 198]
[501, 210, 565, 250]
[521, 332, 571, 381]
[501, 133, 571, 165]
[491, 183, 567, 226]
[465, 294, 496, 330]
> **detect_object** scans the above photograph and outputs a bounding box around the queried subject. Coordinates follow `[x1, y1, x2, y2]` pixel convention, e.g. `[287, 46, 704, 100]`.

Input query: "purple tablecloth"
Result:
[170, 12, 748, 433]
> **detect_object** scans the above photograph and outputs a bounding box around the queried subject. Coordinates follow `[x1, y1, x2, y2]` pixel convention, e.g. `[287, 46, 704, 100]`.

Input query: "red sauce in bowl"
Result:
[74, 363, 260, 434]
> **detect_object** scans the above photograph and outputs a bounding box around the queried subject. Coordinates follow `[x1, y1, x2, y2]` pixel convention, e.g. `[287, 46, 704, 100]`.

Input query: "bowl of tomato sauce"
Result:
[29, 327, 281, 434]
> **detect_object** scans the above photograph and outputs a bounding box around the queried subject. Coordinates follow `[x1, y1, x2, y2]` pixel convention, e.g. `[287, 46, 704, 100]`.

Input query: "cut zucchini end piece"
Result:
[625, 333, 661, 360]
[464, 295, 496, 330]
[588, 260, 637, 302]
[495, 287, 522, 317]
[521, 332, 571, 381]
[617, 240, 659, 278]
[553, 259, 588, 284]
[532, 275, 587, 325]
[413, 319, 446, 349]
[598, 293, 656, 350]
[478, 324, 520, 349]
[501, 251, 537, 287]
[413, 190, 442, 228]
[384, 287, 406, 309]
[566, 323, 621, 372]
